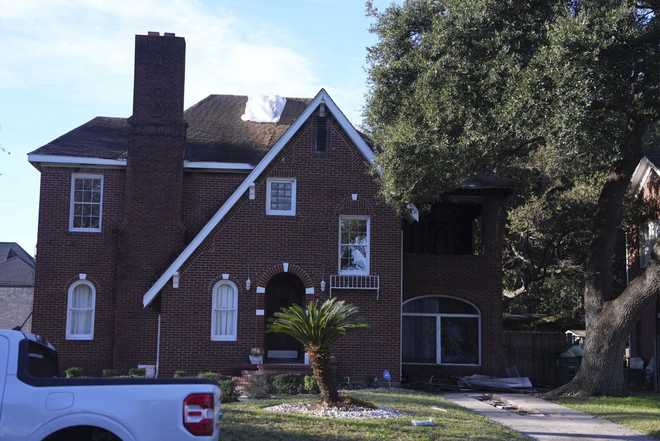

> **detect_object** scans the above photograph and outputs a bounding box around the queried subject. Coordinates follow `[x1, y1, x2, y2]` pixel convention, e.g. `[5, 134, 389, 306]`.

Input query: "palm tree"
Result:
[268, 298, 367, 406]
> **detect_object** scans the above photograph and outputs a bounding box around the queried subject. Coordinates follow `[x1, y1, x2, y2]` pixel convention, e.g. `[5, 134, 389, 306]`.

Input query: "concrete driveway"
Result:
[444, 393, 656, 441]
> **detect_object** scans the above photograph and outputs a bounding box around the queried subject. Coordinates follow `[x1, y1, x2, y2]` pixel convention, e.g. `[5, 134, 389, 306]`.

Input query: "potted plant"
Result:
[249, 347, 264, 365]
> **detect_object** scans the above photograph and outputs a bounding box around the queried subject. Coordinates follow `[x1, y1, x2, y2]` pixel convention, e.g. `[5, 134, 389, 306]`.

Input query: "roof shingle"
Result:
[30, 95, 312, 165]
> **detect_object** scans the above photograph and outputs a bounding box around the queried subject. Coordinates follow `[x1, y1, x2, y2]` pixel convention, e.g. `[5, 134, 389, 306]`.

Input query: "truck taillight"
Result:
[183, 393, 215, 436]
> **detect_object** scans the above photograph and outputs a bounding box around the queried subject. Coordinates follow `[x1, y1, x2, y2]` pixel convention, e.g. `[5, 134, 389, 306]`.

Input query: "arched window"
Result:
[402, 296, 481, 366]
[211, 280, 238, 341]
[66, 280, 96, 340]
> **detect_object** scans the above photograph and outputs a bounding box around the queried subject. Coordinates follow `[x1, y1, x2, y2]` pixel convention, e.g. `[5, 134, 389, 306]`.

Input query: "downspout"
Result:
[155, 314, 161, 378]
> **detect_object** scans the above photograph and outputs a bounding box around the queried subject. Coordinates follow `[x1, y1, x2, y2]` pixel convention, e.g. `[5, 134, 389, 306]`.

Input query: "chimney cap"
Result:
[147, 31, 160, 36]
[164, 32, 175, 37]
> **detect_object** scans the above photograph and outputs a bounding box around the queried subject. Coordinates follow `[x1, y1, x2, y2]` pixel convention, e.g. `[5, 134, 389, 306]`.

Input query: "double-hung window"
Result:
[639, 220, 660, 268]
[266, 178, 296, 216]
[211, 281, 238, 341]
[69, 173, 103, 232]
[339, 216, 370, 275]
[66, 280, 96, 340]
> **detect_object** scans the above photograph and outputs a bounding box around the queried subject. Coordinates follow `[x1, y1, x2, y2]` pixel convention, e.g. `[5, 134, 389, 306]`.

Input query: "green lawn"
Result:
[557, 393, 660, 440]
[220, 389, 526, 441]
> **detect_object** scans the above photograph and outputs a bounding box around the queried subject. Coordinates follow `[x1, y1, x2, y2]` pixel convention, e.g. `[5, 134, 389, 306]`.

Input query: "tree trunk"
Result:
[308, 349, 339, 406]
[545, 260, 660, 398]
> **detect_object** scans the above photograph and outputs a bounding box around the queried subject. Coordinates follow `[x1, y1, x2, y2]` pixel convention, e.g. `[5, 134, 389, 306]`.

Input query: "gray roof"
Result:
[0, 243, 35, 287]
[30, 95, 312, 165]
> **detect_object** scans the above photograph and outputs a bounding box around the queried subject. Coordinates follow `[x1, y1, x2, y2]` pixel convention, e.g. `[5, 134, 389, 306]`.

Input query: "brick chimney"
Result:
[114, 32, 187, 372]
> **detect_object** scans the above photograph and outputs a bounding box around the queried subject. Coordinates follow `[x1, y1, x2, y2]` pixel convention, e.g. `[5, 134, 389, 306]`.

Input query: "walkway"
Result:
[443, 393, 656, 441]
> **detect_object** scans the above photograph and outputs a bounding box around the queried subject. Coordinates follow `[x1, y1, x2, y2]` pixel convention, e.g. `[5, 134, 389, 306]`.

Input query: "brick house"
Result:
[28, 33, 509, 382]
[628, 156, 660, 375]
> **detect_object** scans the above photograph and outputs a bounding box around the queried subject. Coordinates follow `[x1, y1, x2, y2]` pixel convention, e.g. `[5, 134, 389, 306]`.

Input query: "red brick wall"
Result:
[32, 167, 125, 375]
[158, 111, 403, 381]
[401, 196, 507, 381]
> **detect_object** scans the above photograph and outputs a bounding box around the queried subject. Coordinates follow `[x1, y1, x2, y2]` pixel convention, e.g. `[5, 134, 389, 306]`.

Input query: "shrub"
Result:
[218, 378, 239, 403]
[173, 370, 188, 378]
[272, 373, 305, 395]
[128, 368, 146, 377]
[244, 372, 271, 399]
[304, 375, 320, 394]
[65, 367, 82, 378]
[101, 369, 116, 378]
[366, 375, 380, 389]
[197, 372, 238, 403]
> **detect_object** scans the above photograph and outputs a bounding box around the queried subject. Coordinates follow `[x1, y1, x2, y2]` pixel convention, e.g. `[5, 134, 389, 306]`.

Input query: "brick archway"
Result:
[254, 263, 314, 290]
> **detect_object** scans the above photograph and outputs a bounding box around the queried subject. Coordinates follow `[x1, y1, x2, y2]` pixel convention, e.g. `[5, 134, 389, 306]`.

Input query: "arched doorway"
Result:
[265, 273, 305, 362]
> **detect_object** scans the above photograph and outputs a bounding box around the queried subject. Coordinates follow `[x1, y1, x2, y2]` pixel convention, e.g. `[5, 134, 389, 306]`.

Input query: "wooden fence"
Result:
[502, 331, 568, 387]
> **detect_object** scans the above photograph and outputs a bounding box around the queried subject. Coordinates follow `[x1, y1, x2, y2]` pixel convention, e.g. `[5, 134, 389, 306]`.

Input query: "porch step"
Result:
[235, 363, 312, 392]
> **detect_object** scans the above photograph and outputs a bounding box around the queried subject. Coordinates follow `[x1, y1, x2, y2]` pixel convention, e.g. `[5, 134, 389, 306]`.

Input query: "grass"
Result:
[557, 393, 660, 440]
[220, 388, 526, 441]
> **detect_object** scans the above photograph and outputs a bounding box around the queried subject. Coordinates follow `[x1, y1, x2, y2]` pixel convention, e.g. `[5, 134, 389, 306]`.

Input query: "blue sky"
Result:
[0, 0, 393, 256]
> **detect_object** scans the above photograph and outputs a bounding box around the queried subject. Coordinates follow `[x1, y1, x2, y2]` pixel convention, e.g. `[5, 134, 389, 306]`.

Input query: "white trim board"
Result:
[142, 89, 380, 307]
[28, 154, 255, 171]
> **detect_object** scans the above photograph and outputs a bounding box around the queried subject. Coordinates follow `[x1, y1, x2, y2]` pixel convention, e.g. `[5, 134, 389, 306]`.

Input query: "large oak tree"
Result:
[365, 0, 659, 396]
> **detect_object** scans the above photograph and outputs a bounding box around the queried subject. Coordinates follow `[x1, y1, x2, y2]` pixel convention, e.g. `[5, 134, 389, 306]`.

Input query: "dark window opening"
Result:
[315, 115, 328, 154]
[403, 202, 483, 255]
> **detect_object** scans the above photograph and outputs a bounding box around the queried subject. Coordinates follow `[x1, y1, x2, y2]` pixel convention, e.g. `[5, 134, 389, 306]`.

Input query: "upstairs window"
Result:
[339, 216, 370, 275]
[66, 280, 96, 340]
[69, 173, 103, 232]
[315, 116, 328, 154]
[211, 280, 238, 341]
[639, 220, 660, 268]
[266, 178, 296, 216]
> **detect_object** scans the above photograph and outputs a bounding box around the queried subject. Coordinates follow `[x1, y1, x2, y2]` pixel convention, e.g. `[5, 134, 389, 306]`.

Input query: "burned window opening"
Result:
[403, 202, 483, 256]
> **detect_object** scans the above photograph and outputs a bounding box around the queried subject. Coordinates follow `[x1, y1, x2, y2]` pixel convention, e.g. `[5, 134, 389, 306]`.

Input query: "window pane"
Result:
[403, 297, 478, 314]
[403, 316, 436, 363]
[270, 181, 292, 211]
[441, 317, 479, 364]
[72, 285, 92, 307]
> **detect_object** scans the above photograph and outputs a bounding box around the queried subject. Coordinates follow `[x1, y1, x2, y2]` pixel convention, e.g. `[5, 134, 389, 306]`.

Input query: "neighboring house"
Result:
[0, 242, 35, 331]
[628, 156, 660, 369]
[29, 32, 509, 382]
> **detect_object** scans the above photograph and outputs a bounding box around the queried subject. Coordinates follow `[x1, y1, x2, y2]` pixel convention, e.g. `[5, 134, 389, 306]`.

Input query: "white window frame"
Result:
[639, 220, 660, 268]
[65, 280, 96, 341]
[211, 280, 239, 342]
[402, 296, 481, 367]
[69, 173, 104, 233]
[338, 215, 371, 276]
[266, 178, 297, 216]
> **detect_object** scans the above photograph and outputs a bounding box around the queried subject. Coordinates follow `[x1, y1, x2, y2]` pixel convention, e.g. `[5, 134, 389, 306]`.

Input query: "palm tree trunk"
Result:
[308, 349, 339, 406]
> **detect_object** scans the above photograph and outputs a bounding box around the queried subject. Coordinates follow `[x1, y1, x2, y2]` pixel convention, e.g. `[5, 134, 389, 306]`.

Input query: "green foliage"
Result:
[272, 374, 305, 395]
[64, 367, 82, 378]
[244, 373, 271, 399]
[366, 0, 660, 319]
[268, 298, 368, 353]
[304, 375, 320, 394]
[128, 368, 146, 377]
[173, 370, 188, 378]
[197, 371, 238, 402]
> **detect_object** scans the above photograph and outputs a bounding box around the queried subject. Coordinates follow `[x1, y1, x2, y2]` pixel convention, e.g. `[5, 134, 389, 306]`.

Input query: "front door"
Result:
[265, 273, 304, 362]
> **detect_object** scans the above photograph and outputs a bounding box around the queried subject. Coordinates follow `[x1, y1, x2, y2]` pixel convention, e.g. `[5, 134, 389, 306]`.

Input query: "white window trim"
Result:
[338, 215, 371, 276]
[69, 173, 104, 233]
[65, 280, 96, 341]
[402, 296, 481, 367]
[211, 280, 239, 342]
[266, 178, 297, 216]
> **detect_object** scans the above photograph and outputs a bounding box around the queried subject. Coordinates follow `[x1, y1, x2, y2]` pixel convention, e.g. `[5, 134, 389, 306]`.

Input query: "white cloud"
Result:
[0, 0, 321, 109]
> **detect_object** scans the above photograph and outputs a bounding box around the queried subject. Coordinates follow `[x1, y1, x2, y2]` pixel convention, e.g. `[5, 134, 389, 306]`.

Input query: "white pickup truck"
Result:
[0, 330, 222, 441]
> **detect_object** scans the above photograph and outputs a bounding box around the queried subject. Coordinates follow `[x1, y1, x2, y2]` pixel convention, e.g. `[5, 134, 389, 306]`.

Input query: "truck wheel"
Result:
[44, 426, 121, 441]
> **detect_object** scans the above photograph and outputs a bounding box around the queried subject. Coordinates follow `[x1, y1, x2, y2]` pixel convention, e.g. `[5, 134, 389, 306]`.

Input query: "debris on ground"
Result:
[459, 374, 533, 392]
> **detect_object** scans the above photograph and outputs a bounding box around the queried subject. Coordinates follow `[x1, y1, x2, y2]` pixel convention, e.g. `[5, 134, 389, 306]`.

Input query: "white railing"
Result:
[329, 274, 380, 298]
